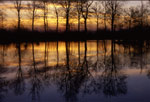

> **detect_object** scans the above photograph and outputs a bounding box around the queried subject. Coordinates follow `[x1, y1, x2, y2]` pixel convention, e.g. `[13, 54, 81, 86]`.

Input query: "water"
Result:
[0, 40, 150, 102]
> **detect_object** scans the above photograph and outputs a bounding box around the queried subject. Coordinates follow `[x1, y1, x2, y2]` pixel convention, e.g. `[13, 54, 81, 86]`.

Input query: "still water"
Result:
[0, 40, 150, 102]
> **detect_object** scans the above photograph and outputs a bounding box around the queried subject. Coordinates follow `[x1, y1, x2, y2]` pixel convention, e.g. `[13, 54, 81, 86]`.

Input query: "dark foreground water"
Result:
[0, 40, 150, 102]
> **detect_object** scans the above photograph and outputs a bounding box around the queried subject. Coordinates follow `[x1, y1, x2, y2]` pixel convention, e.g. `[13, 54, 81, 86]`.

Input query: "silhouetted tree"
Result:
[52, 0, 59, 32]
[27, 0, 39, 31]
[0, 9, 6, 29]
[81, 0, 93, 32]
[41, 0, 49, 32]
[124, 7, 137, 30]
[105, 0, 123, 31]
[140, 0, 144, 27]
[139, 1, 149, 27]
[125, 3, 148, 29]
[102, 1, 107, 30]
[92, 1, 102, 31]
[14, 0, 22, 30]
[75, 0, 82, 32]
[59, 0, 72, 31]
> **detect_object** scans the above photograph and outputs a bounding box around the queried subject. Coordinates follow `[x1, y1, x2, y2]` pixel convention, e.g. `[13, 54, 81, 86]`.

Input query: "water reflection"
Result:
[0, 40, 150, 102]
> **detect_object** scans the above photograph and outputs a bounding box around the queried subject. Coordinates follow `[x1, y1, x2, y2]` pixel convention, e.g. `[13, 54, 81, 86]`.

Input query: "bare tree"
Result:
[69, 7, 77, 30]
[92, 1, 102, 31]
[14, 0, 22, 30]
[41, 0, 49, 32]
[124, 2, 149, 29]
[44, 1, 48, 32]
[105, 0, 123, 32]
[27, 0, 39, 31]
[59, 0, 72, 31]
[52, 0, 59, 32]
[139, 0, 149, 27]
[102, 1, 107, 30]
[124, 6, 140, 30]
[140, 0, 144, 27]
[81, 0, 93, 32]
[75, 0, 82, 32]
[0, 9, 6, 29]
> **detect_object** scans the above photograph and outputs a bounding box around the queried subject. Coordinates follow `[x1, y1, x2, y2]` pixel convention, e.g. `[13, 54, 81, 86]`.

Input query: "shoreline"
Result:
[0, 29, 150, 43]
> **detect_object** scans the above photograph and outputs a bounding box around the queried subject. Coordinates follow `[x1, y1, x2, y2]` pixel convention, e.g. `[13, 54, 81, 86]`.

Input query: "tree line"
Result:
[0, 0, 150, 32]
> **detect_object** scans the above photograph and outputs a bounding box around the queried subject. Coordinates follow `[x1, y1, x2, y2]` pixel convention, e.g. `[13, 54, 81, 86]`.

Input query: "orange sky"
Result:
[0, 1, 148, 31]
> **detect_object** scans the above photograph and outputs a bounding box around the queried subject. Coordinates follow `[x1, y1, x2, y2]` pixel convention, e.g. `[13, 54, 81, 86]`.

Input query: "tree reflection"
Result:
[10, 43, 25, 95]
[65, 41, 70, 70]
[3, 40, 150, 102]
[0, 45, 6, 66]
[42, 42, 51, 86]
[56, 41, 59, 66]
[29, 42, 43, 101]
[54, 40, 128, 102]
[0, 66, 8, 102]
[78, 41, 80, 66]
[101, 40, 127, 96]
[56, 41, 90, 102]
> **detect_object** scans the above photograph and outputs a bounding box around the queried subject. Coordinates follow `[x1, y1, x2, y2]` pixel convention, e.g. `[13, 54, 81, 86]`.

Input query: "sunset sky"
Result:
[0, 1, 149, 31]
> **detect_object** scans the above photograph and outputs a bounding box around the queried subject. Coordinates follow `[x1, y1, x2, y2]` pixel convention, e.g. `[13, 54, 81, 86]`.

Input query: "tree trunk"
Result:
[66, 41, 70, 70]
[66, 9, 70, 31]
[97, 17, 99, 31]
[104, 13, 107, 30]
[111, 15, 114, 32]
[56, 15, 59, 32]
[32, 1, 35, 31]
[78, 12, 80, 32]
[1, 16, 4, 29]
[32, 10, 35, 31]
[18, 10, 20, 30]
[129, 19, 131, 30]
[84, 18, 87, 32]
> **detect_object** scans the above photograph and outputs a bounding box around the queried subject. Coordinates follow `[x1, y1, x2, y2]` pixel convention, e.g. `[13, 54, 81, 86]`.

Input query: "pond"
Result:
[0, 40, 150, 102]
